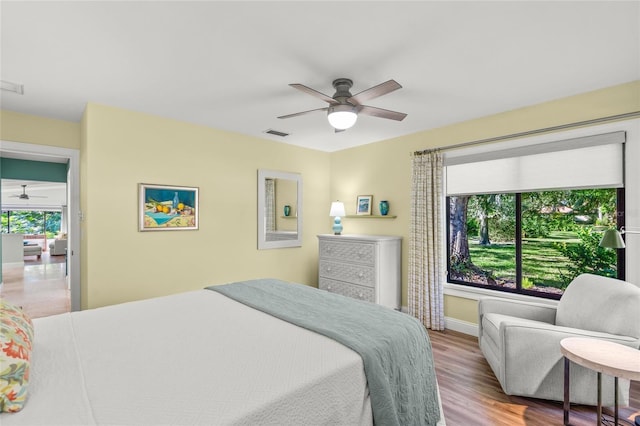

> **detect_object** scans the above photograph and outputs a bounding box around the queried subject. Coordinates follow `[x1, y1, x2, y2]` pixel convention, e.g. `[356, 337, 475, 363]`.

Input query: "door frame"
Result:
[1, 140, 81, 311]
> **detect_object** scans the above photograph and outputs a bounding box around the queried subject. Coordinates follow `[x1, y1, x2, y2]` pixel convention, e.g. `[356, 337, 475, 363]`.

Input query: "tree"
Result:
[555, 227, 617, 284]
[470, 195, 497, 245]
[567, 189, 617, 226]
[449, 196, 471, 267]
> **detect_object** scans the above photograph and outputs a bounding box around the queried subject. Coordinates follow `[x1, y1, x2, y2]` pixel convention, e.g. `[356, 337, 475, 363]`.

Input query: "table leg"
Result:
[564, 357, 570, 425]
[597, 372, 602, 426]
[614, 376, 618, 425]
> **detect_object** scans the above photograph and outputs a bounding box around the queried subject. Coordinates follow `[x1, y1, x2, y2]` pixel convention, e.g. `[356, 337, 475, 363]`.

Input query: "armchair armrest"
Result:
[478, 297, 557, 342]
[498, 319, 639, 397]
[479, 297, 557, 324]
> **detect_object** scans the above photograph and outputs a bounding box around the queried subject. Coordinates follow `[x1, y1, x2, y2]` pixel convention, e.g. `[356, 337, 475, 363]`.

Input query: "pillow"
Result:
[0, 299, 34, 413]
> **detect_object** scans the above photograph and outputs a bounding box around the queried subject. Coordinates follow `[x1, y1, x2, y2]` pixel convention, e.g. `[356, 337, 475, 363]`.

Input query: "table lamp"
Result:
[329, 201, 346, 235]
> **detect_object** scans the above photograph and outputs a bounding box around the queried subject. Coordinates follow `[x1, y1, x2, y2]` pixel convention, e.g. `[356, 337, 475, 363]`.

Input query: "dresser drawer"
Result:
[319, 278, 374, 303]
[318, 260, 375, 287]
[319, 240, 375, 264]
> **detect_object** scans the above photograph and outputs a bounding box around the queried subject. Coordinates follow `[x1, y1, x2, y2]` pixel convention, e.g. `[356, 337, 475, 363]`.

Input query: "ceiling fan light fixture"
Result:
[327, 105, 358, 130]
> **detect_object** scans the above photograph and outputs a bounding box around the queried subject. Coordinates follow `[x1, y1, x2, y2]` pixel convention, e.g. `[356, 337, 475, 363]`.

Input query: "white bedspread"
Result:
[3, 290, 373, 425]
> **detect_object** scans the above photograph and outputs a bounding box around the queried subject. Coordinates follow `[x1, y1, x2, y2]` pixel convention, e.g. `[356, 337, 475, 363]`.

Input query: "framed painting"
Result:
[139, 183, 199, 231]
[356, 195, 373, 215]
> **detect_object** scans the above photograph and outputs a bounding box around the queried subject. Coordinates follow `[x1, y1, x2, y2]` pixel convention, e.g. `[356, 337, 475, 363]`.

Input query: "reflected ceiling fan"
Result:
[10, 184, 47, 200]
[278, 78, 407, 131]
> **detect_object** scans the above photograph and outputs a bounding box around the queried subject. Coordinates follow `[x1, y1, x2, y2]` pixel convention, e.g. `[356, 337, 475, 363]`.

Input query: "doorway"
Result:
[0, 140, 80, 312]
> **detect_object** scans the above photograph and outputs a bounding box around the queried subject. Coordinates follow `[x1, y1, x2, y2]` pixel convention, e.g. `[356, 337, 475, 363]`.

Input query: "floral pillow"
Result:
[0, 299, 34, 413]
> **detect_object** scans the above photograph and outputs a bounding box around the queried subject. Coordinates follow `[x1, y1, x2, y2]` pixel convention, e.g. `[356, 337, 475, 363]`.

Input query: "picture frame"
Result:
[139, 183, 199, 231]
[356, 195, 373, 215]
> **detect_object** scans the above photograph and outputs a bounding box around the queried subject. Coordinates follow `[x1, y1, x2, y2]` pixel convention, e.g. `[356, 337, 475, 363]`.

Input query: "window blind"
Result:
[445, 131, 625, 196]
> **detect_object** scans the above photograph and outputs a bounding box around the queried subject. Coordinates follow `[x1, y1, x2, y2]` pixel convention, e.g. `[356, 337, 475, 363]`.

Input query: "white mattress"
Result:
[4, 290, 373, 425]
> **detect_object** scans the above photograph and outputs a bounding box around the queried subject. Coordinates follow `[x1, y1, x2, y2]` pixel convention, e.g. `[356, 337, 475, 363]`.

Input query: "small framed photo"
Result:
[356, 195, 373, 215]
[139, 183, 199, 231]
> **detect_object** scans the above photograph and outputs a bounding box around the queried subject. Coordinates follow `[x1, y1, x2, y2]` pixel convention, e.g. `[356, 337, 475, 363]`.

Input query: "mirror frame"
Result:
[257, 169, 303, 249]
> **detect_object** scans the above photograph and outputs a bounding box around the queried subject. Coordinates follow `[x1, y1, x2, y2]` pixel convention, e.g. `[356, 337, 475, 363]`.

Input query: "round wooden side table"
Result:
[561, 337, 640, 425]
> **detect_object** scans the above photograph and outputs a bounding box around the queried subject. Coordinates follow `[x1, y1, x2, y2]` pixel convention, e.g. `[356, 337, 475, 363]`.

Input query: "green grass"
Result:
[468, 231, 577, 289]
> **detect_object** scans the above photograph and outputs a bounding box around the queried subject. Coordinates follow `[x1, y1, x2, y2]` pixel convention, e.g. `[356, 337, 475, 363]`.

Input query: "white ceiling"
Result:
[1, 179, 67, 210]
[1, 1, 638, 153]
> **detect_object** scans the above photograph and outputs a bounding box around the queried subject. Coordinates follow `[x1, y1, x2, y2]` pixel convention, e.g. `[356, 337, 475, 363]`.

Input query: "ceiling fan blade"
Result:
[278, 107, 328, 120]
[358, 105, 407, 121]
[348, 80, 402, 105]
[289, 84, 338, 105]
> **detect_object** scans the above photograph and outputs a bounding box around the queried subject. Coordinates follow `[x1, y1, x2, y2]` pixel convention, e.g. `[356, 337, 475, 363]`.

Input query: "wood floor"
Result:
[1, 252, 70, 318]
[2, 259, 638, 425]
[429, 328, 640, 426]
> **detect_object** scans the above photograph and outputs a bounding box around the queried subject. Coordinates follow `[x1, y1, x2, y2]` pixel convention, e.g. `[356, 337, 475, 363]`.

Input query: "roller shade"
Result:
[445, 131, 625, 196]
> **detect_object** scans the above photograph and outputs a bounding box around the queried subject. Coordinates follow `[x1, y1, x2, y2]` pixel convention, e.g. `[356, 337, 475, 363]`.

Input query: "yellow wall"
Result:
[329, 80, 640, 323]
[80, 103, 329, 308]
[2, 80, 638, 321]
[0, 109, 81, 149]
[444, 295, 478, 324]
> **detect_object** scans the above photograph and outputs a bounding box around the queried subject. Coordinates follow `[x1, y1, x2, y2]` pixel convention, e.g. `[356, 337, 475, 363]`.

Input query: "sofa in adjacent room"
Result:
[48, 239, 67, 256]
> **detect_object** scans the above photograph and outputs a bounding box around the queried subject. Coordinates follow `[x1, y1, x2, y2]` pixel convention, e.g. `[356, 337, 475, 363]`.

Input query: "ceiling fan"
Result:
[278, 78, 407, 131]
[10, 184, 48, 200]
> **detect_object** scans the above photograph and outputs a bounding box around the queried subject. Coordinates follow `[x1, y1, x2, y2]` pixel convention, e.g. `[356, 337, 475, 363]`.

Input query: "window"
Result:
[447, 188, 623, 299]
[1, 210, 61, 237]
[444, 130, 626, 299]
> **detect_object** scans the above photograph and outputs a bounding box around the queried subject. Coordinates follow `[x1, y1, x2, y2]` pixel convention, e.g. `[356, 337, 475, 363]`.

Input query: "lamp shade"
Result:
[327, 105, 357, 130]
[599, 229, 626, 249]
[329, 201, 346, 217]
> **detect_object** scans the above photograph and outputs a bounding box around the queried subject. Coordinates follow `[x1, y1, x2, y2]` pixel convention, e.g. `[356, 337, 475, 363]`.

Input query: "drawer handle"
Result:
[326, 266, 332, 272]
[356, 271, 364, 278]
[358, 292, 364, 299]
[327, 285, 332, 291]
[357, 251, 364, 257]
[325, 247, 332, 253]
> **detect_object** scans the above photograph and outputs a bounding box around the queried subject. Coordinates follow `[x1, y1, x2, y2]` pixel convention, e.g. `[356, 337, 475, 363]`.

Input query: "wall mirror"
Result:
[257, 169, 303, 249]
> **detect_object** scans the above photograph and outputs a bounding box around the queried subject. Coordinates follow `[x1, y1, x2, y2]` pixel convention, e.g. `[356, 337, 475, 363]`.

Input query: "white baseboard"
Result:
[401, 306, 478, 337]
[444, 316, 478, 337]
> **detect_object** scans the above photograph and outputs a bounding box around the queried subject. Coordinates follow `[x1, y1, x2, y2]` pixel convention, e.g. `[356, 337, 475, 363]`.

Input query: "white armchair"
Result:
[48, 239, 67, 256]
[478, 273, 640, 406]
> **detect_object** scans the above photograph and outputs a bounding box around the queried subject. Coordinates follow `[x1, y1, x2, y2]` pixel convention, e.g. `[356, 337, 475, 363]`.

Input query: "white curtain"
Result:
[265, 179, 275, 232]
[409, 150, 445, 330]
[60, 206, 68, 234]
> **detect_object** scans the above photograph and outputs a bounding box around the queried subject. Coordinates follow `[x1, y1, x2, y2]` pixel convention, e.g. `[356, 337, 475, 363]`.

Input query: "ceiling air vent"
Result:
[264, 129, 289, 138]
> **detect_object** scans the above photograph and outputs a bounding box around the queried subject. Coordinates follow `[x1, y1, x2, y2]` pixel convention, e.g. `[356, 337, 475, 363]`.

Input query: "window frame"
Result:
[445, 188, 625, 300]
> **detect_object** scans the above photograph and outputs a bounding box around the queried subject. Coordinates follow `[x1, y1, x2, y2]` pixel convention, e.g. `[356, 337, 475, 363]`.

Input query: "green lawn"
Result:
[468, 231, 578, 289]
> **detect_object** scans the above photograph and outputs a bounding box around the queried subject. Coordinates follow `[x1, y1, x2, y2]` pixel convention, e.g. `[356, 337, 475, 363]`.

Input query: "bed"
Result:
[1, 278, 445, 425]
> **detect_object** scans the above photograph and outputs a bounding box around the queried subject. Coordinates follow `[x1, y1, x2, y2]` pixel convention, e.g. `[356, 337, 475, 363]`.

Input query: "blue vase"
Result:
[379, 200, 389, 216]
[284, 205, 291, 216]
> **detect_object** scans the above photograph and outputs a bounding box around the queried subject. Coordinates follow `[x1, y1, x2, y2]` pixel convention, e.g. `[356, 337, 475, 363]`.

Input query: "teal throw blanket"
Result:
[207, 279, 440, 426]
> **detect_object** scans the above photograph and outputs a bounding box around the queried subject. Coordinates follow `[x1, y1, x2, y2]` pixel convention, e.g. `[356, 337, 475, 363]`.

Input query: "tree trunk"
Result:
[449, 196, 471, 266]
[478, 212, 491, 246]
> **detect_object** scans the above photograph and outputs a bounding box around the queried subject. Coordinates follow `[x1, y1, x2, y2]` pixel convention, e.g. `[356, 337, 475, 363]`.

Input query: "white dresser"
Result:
[317, 234, 401, 309]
